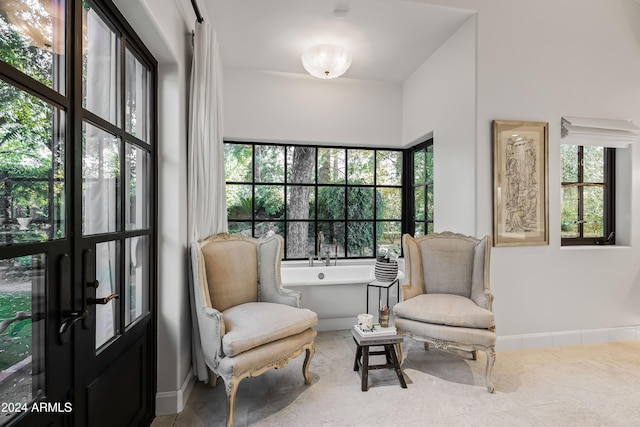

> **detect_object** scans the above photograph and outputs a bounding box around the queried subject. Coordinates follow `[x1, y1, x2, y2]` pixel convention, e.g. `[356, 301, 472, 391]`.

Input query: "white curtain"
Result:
[187, 20, 228, 382]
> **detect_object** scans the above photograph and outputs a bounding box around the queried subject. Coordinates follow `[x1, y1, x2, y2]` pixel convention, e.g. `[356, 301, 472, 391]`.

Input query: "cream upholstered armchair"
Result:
[393, 231, 496, 393]
[190, 233, 318, 426]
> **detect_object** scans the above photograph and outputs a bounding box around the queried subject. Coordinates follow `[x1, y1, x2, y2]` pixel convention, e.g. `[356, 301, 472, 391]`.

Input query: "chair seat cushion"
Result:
[394, 294, 495, 329]
[222, 302, 318, 357]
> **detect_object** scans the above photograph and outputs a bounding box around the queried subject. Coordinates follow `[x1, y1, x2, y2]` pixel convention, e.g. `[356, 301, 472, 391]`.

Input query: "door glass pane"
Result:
[0, 254, 45, 414]
[347, 149, 374, 185]
[0, 80, 65, 246]
[287, 146, 315, 184]
[318, 148, 345, 184]
[125, 143, 149, 230]
[254, 185, 284, 219]
[225, 144, 252, 182]
[377, 221, 401, 256]
[125, 236, 148, 326]
[83, 3, 120, 126]
[413, 150, 425, 184]
[317, 187, 344, 219]
[226, 184, 252, 219]
[255, 145, 284, 183]
[83, 122, 120, 235]
[125, 48, 150, 142]
[347, 221, 373, 257]
[0, 0, 66, 93]
[376, 151, 402, 185]
[377, 188, 402, 219]
[347, 187, 374, 220]
[414, 187, 425, 220]
[95, 241, 118, 350]
[287, 186, 315, 219]
[286, 222, 314, 258]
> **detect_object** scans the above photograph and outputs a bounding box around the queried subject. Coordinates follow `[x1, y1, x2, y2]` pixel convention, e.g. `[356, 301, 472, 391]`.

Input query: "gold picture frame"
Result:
[492, 120, 549, 247]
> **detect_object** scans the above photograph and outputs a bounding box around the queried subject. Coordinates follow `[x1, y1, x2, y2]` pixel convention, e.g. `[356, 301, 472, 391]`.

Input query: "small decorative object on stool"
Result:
[379, 305, 390, 328]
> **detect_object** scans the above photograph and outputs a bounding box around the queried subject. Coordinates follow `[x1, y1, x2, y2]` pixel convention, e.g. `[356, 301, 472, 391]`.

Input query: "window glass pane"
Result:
[254, 221, 282, 238]
[377, 187, 402, 219]
[348, 149, 374, 185]
[414, 186, 425, 220]
[83, 3, 120, 126]
[125, 143, 149, 230]
[317, 186, 344, 220]
[583, 146, 604, 183]
[227, 184, 252, 219]
[318, 221, 344, 257]
[286, 222, 314, 258]
[426, 145, 434, 183]
[0, 254, 45, 412]
[95, 241, 118, 350]
[427, 222, 434, 234]
[376, 151, 402, 185]
[347, 187, 374, 220]
[254, 185, 284, 219]
[287, 146, 315, 184]
[414, 222, 425, 237]
[561, 186, 579, 238]
[255, 145, 284, 183]
[347, 221, 373, 257]
[228, 221, 251, 236]
[82, 122, 121, 235]
[413, 150, 425, 184]
[125, 48, 150, 142]
[287, 186, 314, 219]
[0, 81, 65, 245]
[377, 221, 401, 256]
[225, 144, 252, 182]
[318, 148, 345, 184]
[426, 186, 434, 220]
[0, 0, 66, 93]
[561, 145, 578, 182]
[583, 186, 604, 238]
[125, 236, 148, 326]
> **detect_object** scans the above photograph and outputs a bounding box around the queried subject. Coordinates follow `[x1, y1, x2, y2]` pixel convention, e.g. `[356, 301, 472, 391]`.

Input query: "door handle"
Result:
[59, 310, 88, 337]
[87, 294, 119, 305]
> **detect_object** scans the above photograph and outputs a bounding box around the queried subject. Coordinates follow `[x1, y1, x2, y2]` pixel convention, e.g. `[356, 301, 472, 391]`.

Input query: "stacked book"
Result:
[354, 324, 397, 337]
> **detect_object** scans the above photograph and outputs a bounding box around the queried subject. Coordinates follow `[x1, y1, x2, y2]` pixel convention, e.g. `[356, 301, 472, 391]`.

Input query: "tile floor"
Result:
[151, 330, 640, 426]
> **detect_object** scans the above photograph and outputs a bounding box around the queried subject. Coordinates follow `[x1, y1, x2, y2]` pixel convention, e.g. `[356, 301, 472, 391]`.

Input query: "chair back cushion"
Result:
[419, 236, 476, 298]
[201, 238, 258, 312]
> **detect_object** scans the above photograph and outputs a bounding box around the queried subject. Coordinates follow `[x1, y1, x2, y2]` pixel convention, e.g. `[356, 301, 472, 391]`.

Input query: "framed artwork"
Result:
[492, 120, 549, 247]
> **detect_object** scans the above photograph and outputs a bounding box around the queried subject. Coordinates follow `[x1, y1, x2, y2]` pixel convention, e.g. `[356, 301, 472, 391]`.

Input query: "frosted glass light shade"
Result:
[302, 44, 352, 79]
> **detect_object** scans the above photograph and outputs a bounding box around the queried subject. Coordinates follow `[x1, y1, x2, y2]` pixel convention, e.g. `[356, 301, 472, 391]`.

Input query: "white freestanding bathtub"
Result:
[281, 264, 403, 331]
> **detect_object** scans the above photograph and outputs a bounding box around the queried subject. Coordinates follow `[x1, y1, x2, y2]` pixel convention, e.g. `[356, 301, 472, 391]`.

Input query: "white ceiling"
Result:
[206, 0, 474, 82]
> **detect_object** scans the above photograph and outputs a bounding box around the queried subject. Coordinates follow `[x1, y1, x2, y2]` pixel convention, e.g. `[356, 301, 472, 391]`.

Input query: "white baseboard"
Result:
[155, 368, 196, 416]
[496, 326, 640, 351]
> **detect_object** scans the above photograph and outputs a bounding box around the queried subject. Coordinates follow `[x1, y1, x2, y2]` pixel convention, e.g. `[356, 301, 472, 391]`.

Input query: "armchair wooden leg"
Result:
[472, 350, 478, 360]
[225, 378, 240, 427]
[423, 342, 430, 351]
[302, 343, 315, 384]
[484, 347, 496, 393]
[207, 368, 217, 388]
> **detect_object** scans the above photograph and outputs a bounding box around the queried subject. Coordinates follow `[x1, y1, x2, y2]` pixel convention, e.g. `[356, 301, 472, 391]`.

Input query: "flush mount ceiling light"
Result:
[301, 44, 352, 79]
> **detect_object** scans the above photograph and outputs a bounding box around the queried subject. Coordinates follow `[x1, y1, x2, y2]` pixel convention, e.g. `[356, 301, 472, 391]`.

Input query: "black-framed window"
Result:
[408, 140, 434, 237]
[225, 142, 403, 259]
[561, 145, 615, 245]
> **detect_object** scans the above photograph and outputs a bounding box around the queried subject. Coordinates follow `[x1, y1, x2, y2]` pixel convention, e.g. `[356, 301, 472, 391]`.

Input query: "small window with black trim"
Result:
[560, 145, 615, 245]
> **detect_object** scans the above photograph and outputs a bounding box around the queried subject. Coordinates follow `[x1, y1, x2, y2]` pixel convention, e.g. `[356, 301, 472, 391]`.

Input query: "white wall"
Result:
[114, 0, 194, 415]
[402, 16, 476, 235]
[411, 0, 640, 347]
[224, 68, 402, 146]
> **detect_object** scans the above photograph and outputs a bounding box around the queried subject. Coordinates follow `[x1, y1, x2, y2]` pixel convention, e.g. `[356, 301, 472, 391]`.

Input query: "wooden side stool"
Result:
[352, 328, 406, 391]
